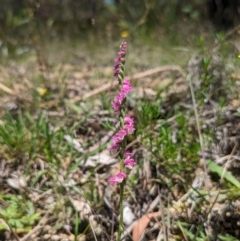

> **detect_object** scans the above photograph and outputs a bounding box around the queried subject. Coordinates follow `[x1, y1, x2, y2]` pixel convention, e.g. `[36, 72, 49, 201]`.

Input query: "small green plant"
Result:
[0, 112, 30, 158]
[0, 194, 40, 232]
[0, 112, 71, 166]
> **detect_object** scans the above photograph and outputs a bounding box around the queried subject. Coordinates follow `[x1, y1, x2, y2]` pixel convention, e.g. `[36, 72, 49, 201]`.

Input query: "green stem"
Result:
[116, 40, 127, 241]
[117, 138, 126, 240]
[117, 181, 125, 241]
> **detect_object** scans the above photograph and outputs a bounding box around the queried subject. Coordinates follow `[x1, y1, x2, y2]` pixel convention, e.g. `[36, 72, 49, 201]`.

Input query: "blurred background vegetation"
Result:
[0, 0, 240, 57]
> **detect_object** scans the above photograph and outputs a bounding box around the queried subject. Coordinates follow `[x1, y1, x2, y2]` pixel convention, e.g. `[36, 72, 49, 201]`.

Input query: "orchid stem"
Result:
[117, 181, 124, 241]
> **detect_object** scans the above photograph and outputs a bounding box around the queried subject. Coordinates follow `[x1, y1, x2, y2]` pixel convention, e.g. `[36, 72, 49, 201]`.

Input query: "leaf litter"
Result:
[0, 39, 240, 241]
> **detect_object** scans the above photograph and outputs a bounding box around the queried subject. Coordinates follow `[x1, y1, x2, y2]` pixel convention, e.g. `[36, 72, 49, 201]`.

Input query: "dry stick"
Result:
[0, 213, 20, 241]
[213, 24, 240, 52]
[158, 188, 168, 241]
[88, 219, 98, 241]
[186, 73, 208, 178]
[217, 154, 240, 165]
[220, 143, 238, 182]
[223, 24, 240, 41]
[0, 83, 14, 94]
[20, 224, 43, 241]
[186, 70, 213, 236]
[84, 124, 119, 154]
[70, 65, 183, 103]
[20, 210, 51, 241]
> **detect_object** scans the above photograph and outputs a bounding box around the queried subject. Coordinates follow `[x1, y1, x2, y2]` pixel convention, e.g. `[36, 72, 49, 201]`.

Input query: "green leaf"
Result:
[177, 221, 205, 241]
[64, 99, 83, 114]
[218, 234, 239, 241]
[9, 219, 23, 228]
[206, 160, 240, 188]
[0, 222, 9, 231]
[101, 121, 114, 130]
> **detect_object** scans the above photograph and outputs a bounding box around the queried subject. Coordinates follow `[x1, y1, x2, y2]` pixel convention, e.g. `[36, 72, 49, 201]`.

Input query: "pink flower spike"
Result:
[124, 158, 136, 169]
[124, 117, 134, 125]
[124, 151, 132, 159]
[124, 124, 135, 134]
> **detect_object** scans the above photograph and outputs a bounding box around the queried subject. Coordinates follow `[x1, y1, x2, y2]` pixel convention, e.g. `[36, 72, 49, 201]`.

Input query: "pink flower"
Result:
[114, 70, 120, 77]
[118, 51, 125, 57]
[109, 144, 120, 151]
[112, 82, 131, 112]
[112, 89, 127, 111]
[114, 93, 125, 104]
[112, 135, 122, 144]
[121, 80, 132, 95]
[124, 124, 135, 134]
[109, 172, 126, 184]
[114, 64, 120, 70]
[124, 117, 134, 125]
[123, 79, 130, 85]
[109, 144, 120, 155]
[111, 129, 127, 144]
[124, 158, 136, 169]
[114, 57, 124, 63]
[112, 101, 121, 112]
[121, 42, 127, 51]
[124, 151, 132, 159]
[112, 130, 127, 144]
[113, 64, 122, 77]
[116, 130, 127, 139]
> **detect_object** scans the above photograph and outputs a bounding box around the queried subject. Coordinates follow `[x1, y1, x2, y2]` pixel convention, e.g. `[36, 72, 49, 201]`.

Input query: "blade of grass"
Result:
[206, 160, 240, 188]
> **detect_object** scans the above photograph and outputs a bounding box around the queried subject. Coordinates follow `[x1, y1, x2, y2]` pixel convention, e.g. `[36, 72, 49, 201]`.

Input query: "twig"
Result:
[20, 224, 42, 241]
[89, 218, 98, 241]
[220, 143, 238, 182]
[70, 65, 183, 103]
[0, 83, 14, 94]
[214, 24, 240, 51]
[158, 188, 168, 241]
[20, 211, 50, 241]
[216, 154, 240, 165]
[186, 71, 208, 182]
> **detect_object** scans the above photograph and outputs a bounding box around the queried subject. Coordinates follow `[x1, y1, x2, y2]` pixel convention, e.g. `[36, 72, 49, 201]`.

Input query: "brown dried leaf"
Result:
[132, 212, 161, 241]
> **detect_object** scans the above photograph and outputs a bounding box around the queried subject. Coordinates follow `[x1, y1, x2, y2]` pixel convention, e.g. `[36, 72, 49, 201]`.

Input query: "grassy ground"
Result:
[0, 29, 240, 241]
